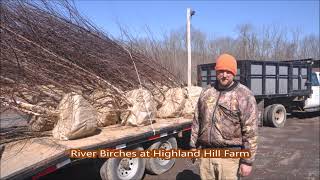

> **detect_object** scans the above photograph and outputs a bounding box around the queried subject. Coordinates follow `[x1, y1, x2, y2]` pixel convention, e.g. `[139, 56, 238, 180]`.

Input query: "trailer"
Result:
[0, 118, 192, 180]
[197, 59, 315, 128]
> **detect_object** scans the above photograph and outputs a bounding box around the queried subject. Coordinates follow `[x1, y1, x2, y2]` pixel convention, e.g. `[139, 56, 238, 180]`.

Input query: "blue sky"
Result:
[74, 0, 319, 40]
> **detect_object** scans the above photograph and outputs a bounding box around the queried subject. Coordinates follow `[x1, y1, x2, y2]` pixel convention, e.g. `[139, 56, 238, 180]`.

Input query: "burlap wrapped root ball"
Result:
[151, 85, 169, 109]
[52, 93, 98, 140]
[156, 87, 187, 118]
[90, 90, 120, 127]
[182, 86, 203, 118]
[121, 88, 157, 126]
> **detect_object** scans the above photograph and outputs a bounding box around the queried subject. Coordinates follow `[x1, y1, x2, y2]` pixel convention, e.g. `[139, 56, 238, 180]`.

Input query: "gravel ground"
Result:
[143, 112, 320, 180]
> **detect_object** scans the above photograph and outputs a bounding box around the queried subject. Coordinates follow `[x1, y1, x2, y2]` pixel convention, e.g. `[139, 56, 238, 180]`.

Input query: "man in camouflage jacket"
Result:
[190, 54, 258, 179]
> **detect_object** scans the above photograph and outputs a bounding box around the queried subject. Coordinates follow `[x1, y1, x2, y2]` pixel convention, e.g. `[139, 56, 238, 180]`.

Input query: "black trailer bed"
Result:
[0, 118, 192, 180]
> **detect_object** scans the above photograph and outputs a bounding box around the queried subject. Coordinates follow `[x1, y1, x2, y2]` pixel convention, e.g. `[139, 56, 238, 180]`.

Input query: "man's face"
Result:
[216, 70, 235, 87]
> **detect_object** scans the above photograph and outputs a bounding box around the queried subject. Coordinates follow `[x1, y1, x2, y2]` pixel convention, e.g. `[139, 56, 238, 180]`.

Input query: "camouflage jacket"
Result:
[190, 81, 258, 165]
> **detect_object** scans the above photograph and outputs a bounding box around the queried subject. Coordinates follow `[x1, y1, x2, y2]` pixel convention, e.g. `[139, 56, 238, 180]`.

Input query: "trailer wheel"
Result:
[146, 137, 177, 175]
[100, 147, 145, 180]
[267, 104, 287, 128]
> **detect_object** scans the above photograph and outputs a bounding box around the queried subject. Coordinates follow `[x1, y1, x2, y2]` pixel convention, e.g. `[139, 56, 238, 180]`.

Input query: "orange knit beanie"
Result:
[215, 54, 237, 76]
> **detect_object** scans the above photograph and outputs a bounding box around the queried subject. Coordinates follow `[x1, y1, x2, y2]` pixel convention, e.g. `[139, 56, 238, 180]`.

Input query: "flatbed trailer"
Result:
[0, 118, 192, 180]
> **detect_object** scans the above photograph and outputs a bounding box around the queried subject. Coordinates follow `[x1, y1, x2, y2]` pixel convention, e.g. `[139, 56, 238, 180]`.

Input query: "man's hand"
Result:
[239, 164, 252, 177]
[190, 148, 197, 164]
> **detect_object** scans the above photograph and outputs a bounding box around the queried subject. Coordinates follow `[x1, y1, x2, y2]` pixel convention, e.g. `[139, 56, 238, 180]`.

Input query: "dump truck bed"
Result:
[0, 118, 192, 179]
[197, 60, 312, 99]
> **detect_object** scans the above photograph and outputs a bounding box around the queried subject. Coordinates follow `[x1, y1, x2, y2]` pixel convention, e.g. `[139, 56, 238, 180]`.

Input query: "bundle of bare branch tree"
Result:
[0, 0, 182, 143]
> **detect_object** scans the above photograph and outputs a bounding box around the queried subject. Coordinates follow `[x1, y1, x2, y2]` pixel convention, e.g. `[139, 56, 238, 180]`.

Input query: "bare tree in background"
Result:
[236, 24, 253, 59]
[300, 34, 320, 59]
[130, 23, 319, 85]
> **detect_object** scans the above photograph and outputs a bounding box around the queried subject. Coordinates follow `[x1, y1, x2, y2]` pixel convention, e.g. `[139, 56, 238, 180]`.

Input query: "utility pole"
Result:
[187, 8, 195, 87]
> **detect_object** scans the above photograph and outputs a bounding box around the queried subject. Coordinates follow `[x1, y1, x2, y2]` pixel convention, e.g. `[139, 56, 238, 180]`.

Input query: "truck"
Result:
[0, 117, 193, 180]
[197, 58, 319, 128]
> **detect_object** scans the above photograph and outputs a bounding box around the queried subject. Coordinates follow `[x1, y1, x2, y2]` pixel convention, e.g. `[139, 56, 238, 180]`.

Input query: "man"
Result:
[190, 53, 258, 180]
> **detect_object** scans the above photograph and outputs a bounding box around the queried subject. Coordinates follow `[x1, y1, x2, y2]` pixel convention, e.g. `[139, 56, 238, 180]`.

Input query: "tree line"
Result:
[119, 23, 319, 84]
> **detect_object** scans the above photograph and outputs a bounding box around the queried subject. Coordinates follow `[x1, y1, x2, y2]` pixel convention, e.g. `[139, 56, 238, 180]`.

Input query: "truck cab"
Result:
[304, 72, 320, 111]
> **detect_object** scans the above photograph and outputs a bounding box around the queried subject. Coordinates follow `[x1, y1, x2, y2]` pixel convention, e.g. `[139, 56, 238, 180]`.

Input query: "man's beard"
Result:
[218, 79, 234, 89]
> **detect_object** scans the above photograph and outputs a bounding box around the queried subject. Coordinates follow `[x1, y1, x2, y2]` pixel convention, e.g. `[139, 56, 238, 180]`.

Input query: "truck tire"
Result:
[267, 104, 287, 128]
[145, 137, 177, 175]
[263, 105, 273, 126]
[100, 146, 145, 180]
